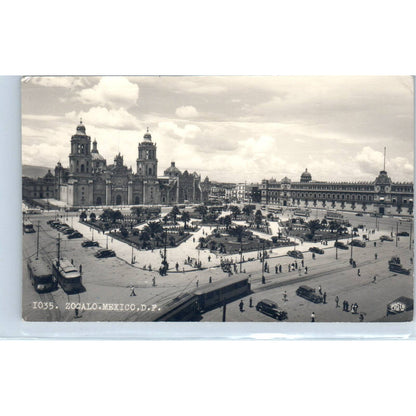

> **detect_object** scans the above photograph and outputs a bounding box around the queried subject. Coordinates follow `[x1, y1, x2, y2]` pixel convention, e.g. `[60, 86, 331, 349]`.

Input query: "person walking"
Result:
[152, 277, 156, 287]
[301, 259, 304, 268]
[375, 253, 378, 260]
[311, 312, 316, 322]
[357, 268, 361, 277]
[318, 285, 322, 295]
[279, 264, 282, 273]
[373, 275, 377, 283]
[249, 297, 253, 308]
[196, 279, 199, 288]
[130, 286, 136, 296]
[275, 265, 278, 274]
[335, 295, 339, 308]
[359, 313, 364, 322]
[239, 300, 244, 312]
[345, 301, 349, 312]
[209, 276, 212, 284]
[305, 266, 308, 274]
[283, 291, 287, 302]
[323, 292, 327, 304]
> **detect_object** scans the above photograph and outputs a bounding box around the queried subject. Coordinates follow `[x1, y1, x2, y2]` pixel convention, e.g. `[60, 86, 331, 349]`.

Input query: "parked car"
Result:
[397, 231, 410, 237]
[309, 246, 324, 254]
[67, 231, 83, 239]
[386, 296, 413, 315]
[380, 235, 393, 242]
[350, 239, 366, 247]
[287, 250, 304, 259]
[334, 241, 348, 250]
[82, 240, 99, 247]
[296, 285, 323, 303]
[388, 263, 410, 275]
[95, 249, 116, 258]
[256, 299, 288, 320]
[62, 228, 75, 235]
[355, 213, 363, 216]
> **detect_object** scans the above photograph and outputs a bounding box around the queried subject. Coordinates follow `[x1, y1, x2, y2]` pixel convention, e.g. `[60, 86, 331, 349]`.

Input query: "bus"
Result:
[23, 220, 35, 233]
[27, 257, 57, 293]
[293, 208, 310, 217]
[195, 275, 251, 312]
[324, 210, 343, 221]
[52, 258, 86, 295]
[25, 208, 42, 215]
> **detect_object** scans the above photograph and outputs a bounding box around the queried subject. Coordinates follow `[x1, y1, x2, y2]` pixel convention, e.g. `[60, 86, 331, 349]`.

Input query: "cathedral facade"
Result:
[52, 120, 207, 207]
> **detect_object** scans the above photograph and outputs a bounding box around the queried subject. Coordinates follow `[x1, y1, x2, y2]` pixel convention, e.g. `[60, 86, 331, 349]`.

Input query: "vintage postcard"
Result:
[21, 76, 414, 323]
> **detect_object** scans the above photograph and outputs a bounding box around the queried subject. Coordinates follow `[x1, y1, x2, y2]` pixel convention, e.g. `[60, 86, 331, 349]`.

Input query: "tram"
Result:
[155, 293, 200, 321]
[23, 220, 35, 233]
[324, 210, 343, 221]
[52, 258, 86, 294]
[293, 208, 310, 217]
[195, 275, 251, 312]
[27, 257, 57, 293]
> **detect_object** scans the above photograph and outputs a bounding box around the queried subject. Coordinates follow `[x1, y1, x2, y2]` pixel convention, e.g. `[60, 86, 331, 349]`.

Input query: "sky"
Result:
[21, 76, 414, 183]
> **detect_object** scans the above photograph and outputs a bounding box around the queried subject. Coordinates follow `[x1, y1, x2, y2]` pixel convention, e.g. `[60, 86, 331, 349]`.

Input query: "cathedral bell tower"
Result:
[136, 128, 158, 178]
[69, 119, 92, 176]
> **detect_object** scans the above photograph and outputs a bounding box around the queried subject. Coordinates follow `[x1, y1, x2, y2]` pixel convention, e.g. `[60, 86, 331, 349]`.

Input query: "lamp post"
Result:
[261, 241, 265, 284]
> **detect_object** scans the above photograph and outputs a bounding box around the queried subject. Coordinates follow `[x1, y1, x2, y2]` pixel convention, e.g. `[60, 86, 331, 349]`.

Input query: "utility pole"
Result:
[222, 302, 226, 322]
[57, 233, 61, 267]
[261, 241, 265, 284]
[131, 244, 134, 264]
[36, 221, 40, 260]
[106, 233, 108, 249]
[396, 222, 399, 247]
[335, 232, 338, 260]
[410, 221, 413, 251]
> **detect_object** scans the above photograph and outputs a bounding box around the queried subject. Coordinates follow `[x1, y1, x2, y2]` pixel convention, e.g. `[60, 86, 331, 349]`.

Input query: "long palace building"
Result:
[23, 120, 210, 207]
[260, 167, 414, 216]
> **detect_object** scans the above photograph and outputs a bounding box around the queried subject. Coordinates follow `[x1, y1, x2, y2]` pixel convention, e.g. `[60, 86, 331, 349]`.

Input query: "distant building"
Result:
[23, 120, 206, 207]
[260, 168, 413, 215]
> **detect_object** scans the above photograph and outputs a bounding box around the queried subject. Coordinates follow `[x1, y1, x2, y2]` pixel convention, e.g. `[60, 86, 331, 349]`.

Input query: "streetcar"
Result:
[27, 257, 57, 293]
[293, 208, 310, 217]
[23, 220, 35, 233]
[194, 275, 251, 312]
[52, 258, 86, 294]
[324, 210, 343, 221]
[155, 293, 200, 321]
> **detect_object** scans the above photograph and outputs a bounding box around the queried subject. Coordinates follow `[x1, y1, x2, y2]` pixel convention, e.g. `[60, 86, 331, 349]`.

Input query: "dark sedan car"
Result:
[287, 250, 304, 259]
[350, 239, 366, 247]
[334, 241, 349, 250]
[309, 246, 324, 254]
[81, 240, 99, 247]
[296, 285, 323, 303]
[94, 249, 116, 258]
[62, 227, 75, 235]
[67, 231, 83, 239]
[397, 231, 409, 237]
[380, 235, 393, 242]
[256, 299, 288, 320]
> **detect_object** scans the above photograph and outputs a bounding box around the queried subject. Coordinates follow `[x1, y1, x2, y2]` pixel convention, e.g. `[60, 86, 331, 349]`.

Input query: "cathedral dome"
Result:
[76, 119, 86, 135]
[281, 176, 291, 183]
[300, 168, 312, 183]
[142, 128, 152, 142]
[164, 161, 181, 177]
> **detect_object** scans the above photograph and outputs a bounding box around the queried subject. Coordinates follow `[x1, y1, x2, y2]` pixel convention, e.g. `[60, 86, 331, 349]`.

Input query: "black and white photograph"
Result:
[21, 75, 414, 323]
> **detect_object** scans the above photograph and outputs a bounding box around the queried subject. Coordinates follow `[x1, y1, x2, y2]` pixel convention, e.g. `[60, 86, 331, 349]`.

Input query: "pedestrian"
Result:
[305, 266, 308, 274]
[208, 255, 211, 262]
[357, 268, 361, 277]
[175, 262, 179, 271]
[312, 253, 316, 260]
[249, 297, 253, 308]
[279, 264, 282, 273]
[79, 264, 82, 274]
[374, 242, 376, 247]
[74, 307, 79, 318]
[373, 275, 376, 283]
[130, 286, 136, 296]
[196, 279, 199, 287]
[288, 265, 291, 272]
[323, 292, 327, 304]
[345, 301, 349, 312]
[335, 295, 339, 308]
[283, 291, 287, 302]
[311, 312, 316, 322]
[301, 259, 304, 267]
[152, 277, 156, 286]
[295, 261, 298, 269]
[318, 285, 322, 295]
[375, 253, 378, 260]
[209, 276, 212, 283]
[275, 265, 278, 274]
[359, 313, 364, 322]
[239, 300, 244, 312]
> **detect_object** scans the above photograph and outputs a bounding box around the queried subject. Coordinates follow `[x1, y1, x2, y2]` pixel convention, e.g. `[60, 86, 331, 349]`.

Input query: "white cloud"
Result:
[77, 77, 139, 109]
[27, 76, 87, 89]
[175, 105, 199, 118]
[355, 146, 384, 175]
[158, 121, 201, 140]
[65, 107, 141, 130]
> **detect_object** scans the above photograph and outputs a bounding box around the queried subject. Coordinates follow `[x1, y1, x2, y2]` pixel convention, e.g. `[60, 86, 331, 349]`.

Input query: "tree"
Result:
[321, 218, 327, 226]
[113, 210, 124, 223]
[199, 237, 206, 248]
[169, 236, 176, 246]
[100, 208, 115, 222]
[328, 221, 338, 233]
[242, 204, 255, 219]
[307, 219, 322, 238]
[145, 221, 164, 237]
[234, 225, 245, 243]
[120, 226, 129, 238]
[224, 215, 232, 231]
[230, 205, 241, 220]
[181, 211, 191, 229]
[195, 205, 208, 222]
[79, 211, 87, 221]
[139, 230, 150, 248]
[170, 206, 180, 224]
[89, 212, 96, 222]
[131, 206, 143, 221]
[254, 210, 263, 229]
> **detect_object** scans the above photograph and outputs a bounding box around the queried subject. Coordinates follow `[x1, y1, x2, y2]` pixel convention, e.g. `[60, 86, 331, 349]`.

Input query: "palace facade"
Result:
[260, 168, 414, 216]
[24, 120, 210, 207]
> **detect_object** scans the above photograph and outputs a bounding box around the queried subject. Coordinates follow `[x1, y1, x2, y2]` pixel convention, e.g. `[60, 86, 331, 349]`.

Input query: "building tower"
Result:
[136, 128, 158, 178]
[69, 119, 92, 175]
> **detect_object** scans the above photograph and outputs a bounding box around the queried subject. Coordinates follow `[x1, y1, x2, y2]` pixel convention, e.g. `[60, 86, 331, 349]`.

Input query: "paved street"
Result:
[22, 209, 413, 322]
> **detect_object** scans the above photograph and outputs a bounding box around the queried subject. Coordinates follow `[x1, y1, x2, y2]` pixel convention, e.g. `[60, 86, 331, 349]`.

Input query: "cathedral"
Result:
[50, 120, 209, 207]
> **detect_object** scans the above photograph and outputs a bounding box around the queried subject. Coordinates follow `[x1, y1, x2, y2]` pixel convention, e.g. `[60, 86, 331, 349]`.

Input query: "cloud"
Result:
[65, 107, 141, 130]
[355, 146, 384, 175]
[77, 77, 139, 109]
[158, 121, 201, 140]
[175, 105, 199, 118]
[26, 76, 87, 89]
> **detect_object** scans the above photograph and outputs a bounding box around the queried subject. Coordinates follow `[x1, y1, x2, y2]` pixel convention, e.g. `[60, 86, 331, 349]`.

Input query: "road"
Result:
[22, 209, 413, 322]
